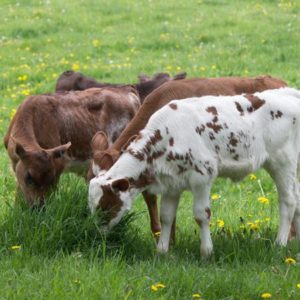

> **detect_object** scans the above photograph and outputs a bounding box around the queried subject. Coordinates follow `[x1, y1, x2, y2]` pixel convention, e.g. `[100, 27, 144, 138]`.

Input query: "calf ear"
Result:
[111, 178, 130, 193]
[15, 143, 28, 159]
[50, 142, 72, 159]
[121, 135, 138, 152]
[138, 74, 150, 83]
[98, 153, 114, 170]
[173, 72, 187, 80]
[91, 131, 109, 152]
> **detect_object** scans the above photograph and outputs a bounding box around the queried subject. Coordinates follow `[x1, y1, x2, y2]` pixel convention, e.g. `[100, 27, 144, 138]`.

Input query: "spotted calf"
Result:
[89, 87, 300, 258]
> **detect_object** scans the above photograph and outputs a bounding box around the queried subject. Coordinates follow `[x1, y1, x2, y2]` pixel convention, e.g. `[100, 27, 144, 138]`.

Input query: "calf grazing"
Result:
[55, 70, 187, 102]
[88, 75, 287, 240]
[89, 87, 300, 258]
[4, 86, 140, 206]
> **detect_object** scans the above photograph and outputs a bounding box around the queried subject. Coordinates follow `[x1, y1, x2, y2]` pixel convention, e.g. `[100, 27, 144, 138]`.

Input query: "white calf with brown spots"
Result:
[89, 87, 300, 258]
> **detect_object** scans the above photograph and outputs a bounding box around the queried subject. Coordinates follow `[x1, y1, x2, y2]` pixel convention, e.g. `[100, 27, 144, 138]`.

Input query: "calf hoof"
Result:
[156, 242, 169, 254]
[200, 246, 213, 259]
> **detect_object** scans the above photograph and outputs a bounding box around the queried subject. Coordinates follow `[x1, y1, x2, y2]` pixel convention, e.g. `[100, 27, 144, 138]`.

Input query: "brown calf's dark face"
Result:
[14, 142, 71, 206]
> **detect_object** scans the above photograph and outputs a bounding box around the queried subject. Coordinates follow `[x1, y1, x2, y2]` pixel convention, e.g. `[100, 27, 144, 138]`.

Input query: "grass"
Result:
[0, 0, 300, 299]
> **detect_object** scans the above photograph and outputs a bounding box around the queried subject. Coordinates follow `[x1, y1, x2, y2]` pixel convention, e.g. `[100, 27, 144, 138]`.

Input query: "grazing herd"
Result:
[4, 69, 300, 257]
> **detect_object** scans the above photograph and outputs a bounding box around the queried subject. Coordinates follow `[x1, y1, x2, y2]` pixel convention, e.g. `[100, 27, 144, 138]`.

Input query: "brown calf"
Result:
[4, 86, 140, 206]
[89, 75, 287, 239]
[55, 70, 187, 102]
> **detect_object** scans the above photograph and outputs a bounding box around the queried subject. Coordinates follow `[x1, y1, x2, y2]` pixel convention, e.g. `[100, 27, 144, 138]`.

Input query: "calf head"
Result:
[87, 132, 138, 181]
[89, 176, 134, 230]
[136, 72, 187, 101]
[14, 142, 71, 206]
[55, 70, 104, 92]
[87, 131, 121, 181]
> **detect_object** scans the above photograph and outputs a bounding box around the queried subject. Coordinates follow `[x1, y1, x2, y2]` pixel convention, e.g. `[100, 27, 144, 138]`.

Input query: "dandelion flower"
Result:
[217, 219, 225, 228]
[151, 285, 158, 292]
[285, 257, 296, 265]
[22, 89, 30, 96]
[154, 231, 161, 237]
[297, 283, 300, 289]
[151, 283, 166, 292]
[72, 63, 79, 71]
[11, 245, 21, 250]
[248, 222, 260, 231]
[73, 279, 80, 284]
[258, 196, 269, 204]
[261, 293, 272, 298]
[211, 193, 220, 201]
[92, 39, 101, 47]
[249, 173, 257, 180]
[192, 293, 201, 299]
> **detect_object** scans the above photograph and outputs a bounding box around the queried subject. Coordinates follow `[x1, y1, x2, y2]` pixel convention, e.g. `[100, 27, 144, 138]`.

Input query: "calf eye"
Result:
[25, 172, 35, 186]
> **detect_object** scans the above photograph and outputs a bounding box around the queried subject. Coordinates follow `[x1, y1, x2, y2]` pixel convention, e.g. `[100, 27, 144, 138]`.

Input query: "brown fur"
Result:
[55, 70, 187, 102]
[4, 87, 140, 206]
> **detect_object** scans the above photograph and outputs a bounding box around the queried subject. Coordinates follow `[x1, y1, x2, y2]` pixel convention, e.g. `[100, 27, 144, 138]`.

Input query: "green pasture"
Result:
[0, 0, 300, 299]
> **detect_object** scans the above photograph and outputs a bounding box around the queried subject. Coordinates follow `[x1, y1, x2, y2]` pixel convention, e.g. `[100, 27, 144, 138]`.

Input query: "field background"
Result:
[0, 0, 300, 299]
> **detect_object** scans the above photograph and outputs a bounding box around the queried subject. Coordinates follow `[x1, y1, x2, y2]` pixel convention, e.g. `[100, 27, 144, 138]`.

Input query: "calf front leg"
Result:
[142, 191, 177, 243]
[157, 192, 180, 253]
[142, 191, 161, 237]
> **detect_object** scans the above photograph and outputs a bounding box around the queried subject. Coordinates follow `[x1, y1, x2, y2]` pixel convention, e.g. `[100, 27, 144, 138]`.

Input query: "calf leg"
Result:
[142, 191, 161, 237]
[291, 183, 300, 239]
[266, 160, 298, 246]
[192, 184, 213, 258]
[157, 192, 180, 253]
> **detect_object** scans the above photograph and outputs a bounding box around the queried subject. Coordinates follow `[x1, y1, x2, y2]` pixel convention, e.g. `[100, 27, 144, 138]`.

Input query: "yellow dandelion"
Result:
[11, 245, 21, 250]
[249, 173, 257, 180]
[217, 219, 225, 228]
[22, 89, 30, 96]
[192, 293, 201, 299]
[92, 39, 101, 47]
[73, 279, 80, 284]
[258, 196, 269, 204]
[151, 285, 158, 292]
[72, 63, 79, 71]
[18, 74, 28, 81]
[261, 293, 272, 298]
[151, 283, 166, 292]
[10, 108, 17, 120]
[154, 231, 161, 237]
[297, 283, 300, 289]
[285, 257, 296, 265]
[211, 193, 220, 201]
[249, 223, 260, 231]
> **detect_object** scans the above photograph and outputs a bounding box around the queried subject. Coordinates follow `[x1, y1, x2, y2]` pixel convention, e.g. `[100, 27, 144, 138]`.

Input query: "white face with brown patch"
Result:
[88, 176, 135, 230]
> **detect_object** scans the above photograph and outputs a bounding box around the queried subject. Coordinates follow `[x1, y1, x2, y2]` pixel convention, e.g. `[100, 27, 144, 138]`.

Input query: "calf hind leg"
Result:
[292, 182, 300, 239]
[266, 159, 298, 246]
[192, 184, 213, 258]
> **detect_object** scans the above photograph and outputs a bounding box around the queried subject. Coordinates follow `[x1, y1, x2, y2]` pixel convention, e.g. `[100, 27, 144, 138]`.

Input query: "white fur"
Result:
[89, 87, 300, 257]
